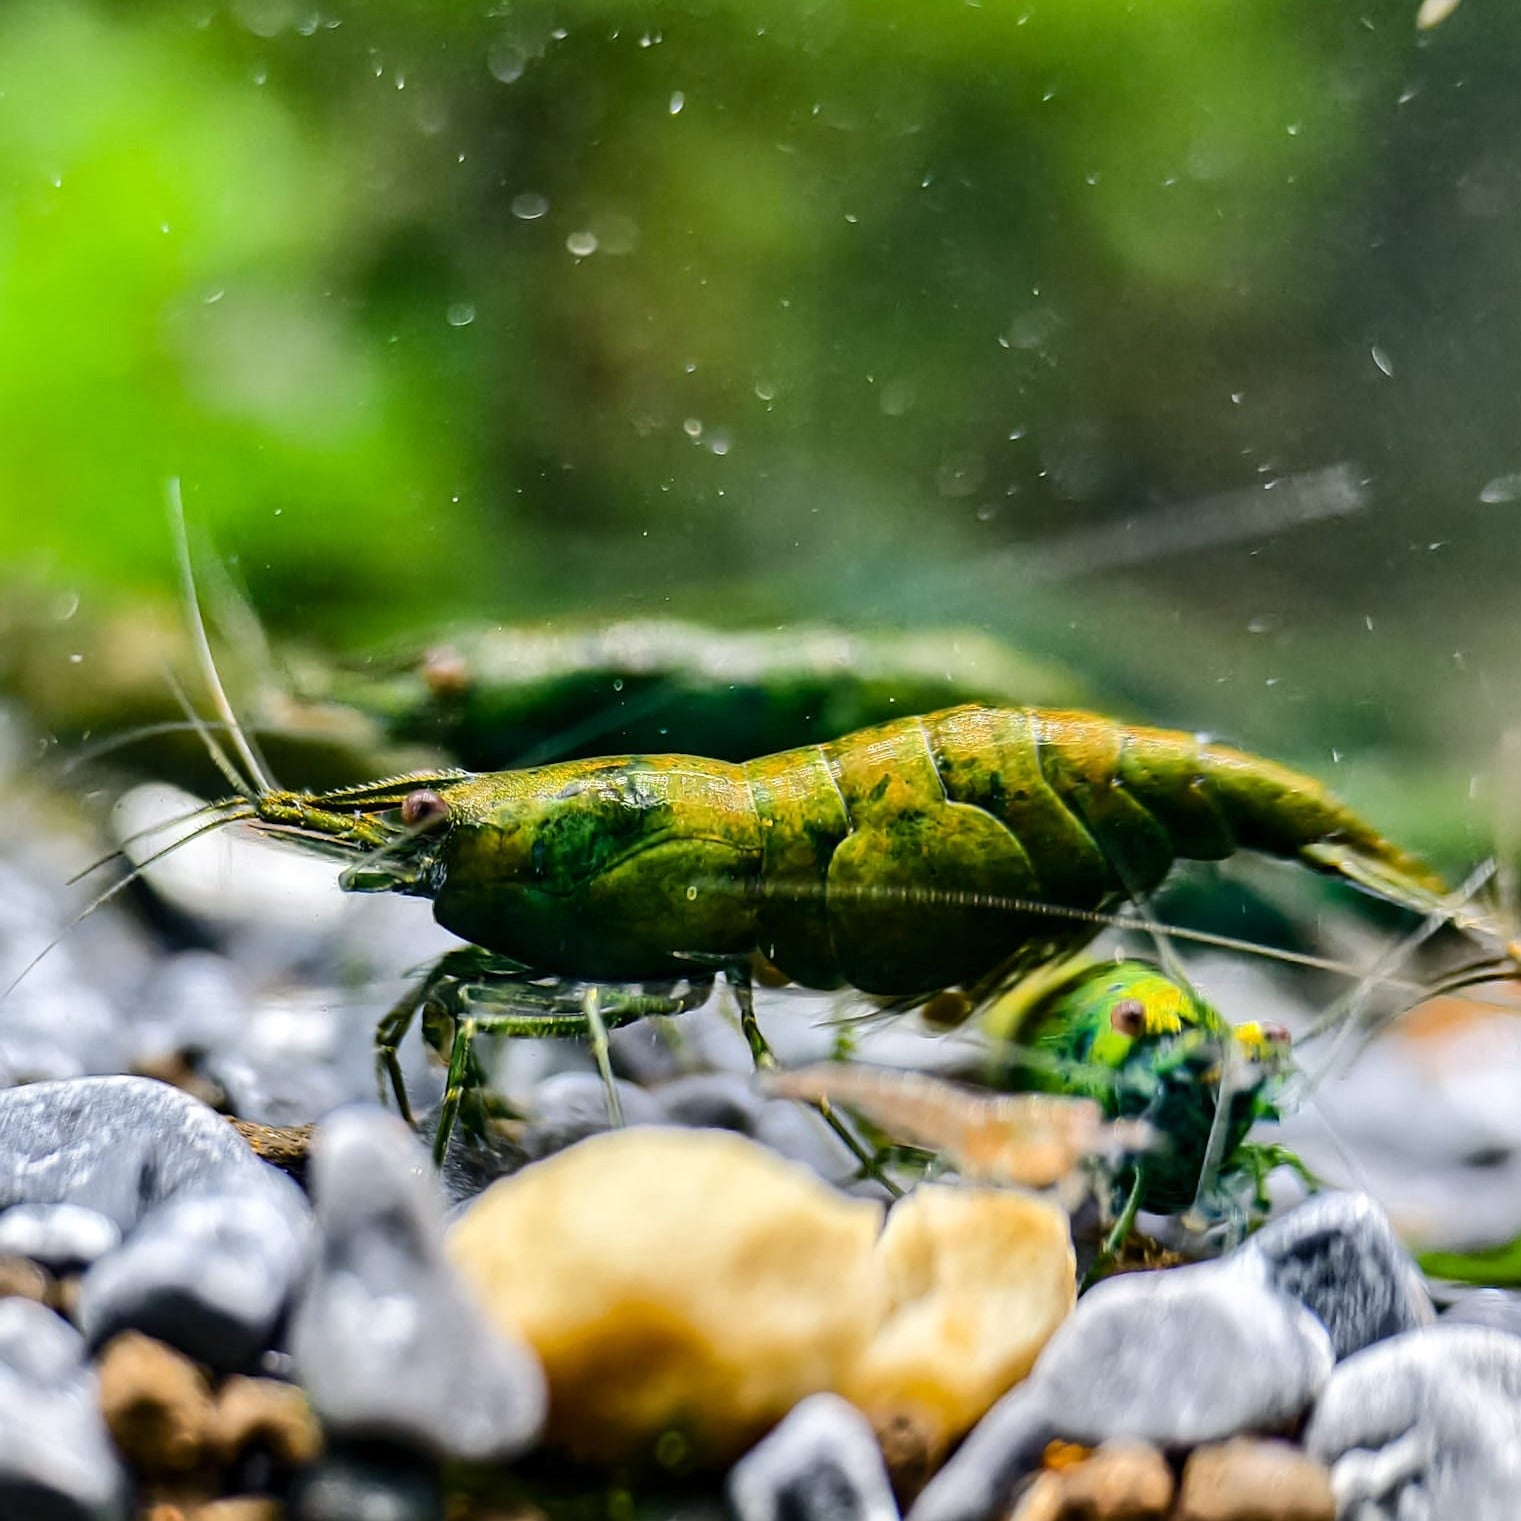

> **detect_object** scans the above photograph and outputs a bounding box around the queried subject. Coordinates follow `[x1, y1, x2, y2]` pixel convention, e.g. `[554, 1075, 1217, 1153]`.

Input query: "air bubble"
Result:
[488, 42, 527, 83]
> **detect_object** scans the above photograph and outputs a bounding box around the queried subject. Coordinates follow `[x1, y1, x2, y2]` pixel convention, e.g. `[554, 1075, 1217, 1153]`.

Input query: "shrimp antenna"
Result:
[1297, 859, 1497, 1094]
[166, 477, 277, 796]
[163, 667, 253, 801]
[67, 796, 238, 884]
[61, 718, 326, 778]
[0, 803, 252, 1005]
[736, 875, 1430, 989]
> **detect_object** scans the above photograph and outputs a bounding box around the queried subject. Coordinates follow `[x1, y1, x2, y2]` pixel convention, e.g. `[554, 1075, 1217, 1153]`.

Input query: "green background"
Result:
[3, 0, 1517, 862]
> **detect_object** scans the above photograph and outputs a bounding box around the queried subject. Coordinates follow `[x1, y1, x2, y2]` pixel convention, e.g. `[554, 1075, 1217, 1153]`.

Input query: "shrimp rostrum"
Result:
[208, 702, 1467, 1164]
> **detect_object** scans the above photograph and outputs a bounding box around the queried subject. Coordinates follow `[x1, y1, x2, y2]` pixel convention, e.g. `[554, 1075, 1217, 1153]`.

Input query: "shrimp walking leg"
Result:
[1084, 1165, 1148, 1288]
[399, 956, 715, 1161]
[728, 966, 901, 1195]
[581, 986, 621, 1127]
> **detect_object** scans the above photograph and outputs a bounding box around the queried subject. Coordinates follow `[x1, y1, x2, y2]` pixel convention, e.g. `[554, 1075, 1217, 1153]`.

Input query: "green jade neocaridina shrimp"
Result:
[984, 957, 1310, 1255]
[213, 700, 1468, 1168]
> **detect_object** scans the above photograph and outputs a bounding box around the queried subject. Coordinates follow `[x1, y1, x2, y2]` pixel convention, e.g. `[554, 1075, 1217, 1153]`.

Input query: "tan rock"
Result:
[1058, 1439, 1174, 1518]
[844, 1185, 1074, 1470]
[1177, 1438, 1334, 1521]
[0, 1255, 51, 1305]
[447, 1127, 887, 1463]
[449, 1128, 1076, 1468]
[96, 1331, 217, 1475]
[213, 1375, 323, 1467]
[1010, 1472, 1067, 1521]
[189, 1501, 284, 1521]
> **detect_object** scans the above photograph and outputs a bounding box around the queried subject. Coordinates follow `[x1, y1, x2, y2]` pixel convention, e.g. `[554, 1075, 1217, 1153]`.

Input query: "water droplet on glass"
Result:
[880, 380, 916, 417]
[669, 90, 685, 114]
[446, 302, 475, 327]
[1479, 474, 1521, 504]
[683, 418, 703, 438]
[233, 0, 294, 39]
[566, 230, 598, 256]
[937, 452, 987, 498]
[612, 678, 624, 692]
[52, 591, 80, 622]
[488, 42, 527, 83]
[754, 380, 776, 401]
[707, 430, 731, 456]
[511, 192, 548, 221]
[1370, 345, 1394, 377]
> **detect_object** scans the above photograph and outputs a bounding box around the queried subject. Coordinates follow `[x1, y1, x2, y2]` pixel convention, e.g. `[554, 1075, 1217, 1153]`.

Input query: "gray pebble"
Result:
[290, 1105, 547, 1462]
[76, 1163, 311, 1369]
[1233, 1192, 1432, 1359]
[1440, 1287, 1521, 1337]
[0, 1204, 121, 1268]
[909, 1261, 1332, 1521]
[518, 1071, 665, 1159]
[1033, 1261, 1334, 1443]
[128, 950, 248, 1064]
[728, 1393, 899, 1521]
[656, 1071, 767, 1133]
[0, 1077, 259, 1232]
[0, 1298, 127, 1520]
[1305, 1324, 1521, 1520]
[289, 1446, 444, 1521]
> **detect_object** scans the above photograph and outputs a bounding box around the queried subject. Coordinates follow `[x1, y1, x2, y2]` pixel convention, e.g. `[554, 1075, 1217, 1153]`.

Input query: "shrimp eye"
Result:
[400, 788, 450, 830]
[1109, 998, 1147, 1038]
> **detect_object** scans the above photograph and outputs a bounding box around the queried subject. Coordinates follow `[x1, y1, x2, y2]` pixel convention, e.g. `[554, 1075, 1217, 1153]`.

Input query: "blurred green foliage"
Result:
[3, 0, 1519, 840]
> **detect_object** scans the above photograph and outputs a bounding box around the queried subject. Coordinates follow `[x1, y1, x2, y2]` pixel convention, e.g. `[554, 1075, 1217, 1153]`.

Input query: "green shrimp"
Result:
[985, 958, 1312, 1257]
[202, 702, 1461, 1165]
[290, 620, 1081, 770]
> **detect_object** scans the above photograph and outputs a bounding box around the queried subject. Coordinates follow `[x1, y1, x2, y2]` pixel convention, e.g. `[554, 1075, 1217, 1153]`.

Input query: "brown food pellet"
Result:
[97, 1332, 217, 1475]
